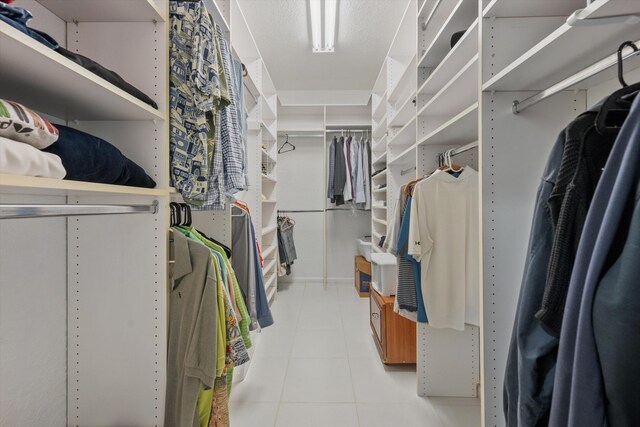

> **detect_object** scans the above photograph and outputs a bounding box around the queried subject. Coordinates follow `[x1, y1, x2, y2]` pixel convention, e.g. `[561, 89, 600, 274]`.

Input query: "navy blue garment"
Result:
[593, 174, 640, 427]
[0, 3, 59, 49]
[503, 133, 565, 427]
[550, 95, 640, 427]
[44, 125, 156, 188]
[249, 219, 274, 328]
[56, 47, 158, 109]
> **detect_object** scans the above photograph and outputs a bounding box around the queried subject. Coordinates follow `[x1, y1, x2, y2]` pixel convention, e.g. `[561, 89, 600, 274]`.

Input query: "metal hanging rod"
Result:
[448, 141, 478, 156]
[278, 209, 324, 213]
[326, 129, 371, 133]
[0, 201, 159, 220]
[512, 38, 640, 114]
[280, 134, 325, 138]
[567, 8, 640, 27]
[400, 166, 416, 176]
[326, 208, 369, 212]
[278, 208, 368, 213]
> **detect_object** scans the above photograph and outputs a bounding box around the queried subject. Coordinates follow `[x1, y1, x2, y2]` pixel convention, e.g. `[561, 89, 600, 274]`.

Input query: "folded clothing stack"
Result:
[0, 2, 158, 109]
[0, 98, 156, 188]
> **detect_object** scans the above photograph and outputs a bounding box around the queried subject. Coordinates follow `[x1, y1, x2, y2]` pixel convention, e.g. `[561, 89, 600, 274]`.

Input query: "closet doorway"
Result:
[277, 105, 372, 287]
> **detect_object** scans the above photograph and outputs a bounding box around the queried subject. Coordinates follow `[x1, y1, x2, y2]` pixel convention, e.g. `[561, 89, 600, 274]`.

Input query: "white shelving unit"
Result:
[375, 0, 640, 425]
[0, 1, 169, 426]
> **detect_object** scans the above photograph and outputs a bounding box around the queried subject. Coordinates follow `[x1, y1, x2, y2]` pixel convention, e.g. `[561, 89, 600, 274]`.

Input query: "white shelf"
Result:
[418, 0, 431, 18]
[418, 54, 478, 118]
[0, 22, 165, 122]
[418, 0, 477, 70]
[203, 0, 231, 35]
[418, 103, 478, 146]
[483, 0, 640, 91]
[242, 72, 260, 105]
[262, 245, 277, 260]
[261, 149, 277, 164]
[264, 258, 277, 276]
[372, 245, 384, 253]
[278, 128, 325, 134]
[373, 217, 388, 227]
[262, 199, 276, 204]
[372, 231, 383, 243]
[247, 120, 261, 131]
[373, 151, 388, 165]
[373, 187, 388, 194]
[483, 0, 585, 18]
[388, 91, 417, 127]
[37, 0, 166, 22]
[388, 143, 417, 166]
[262, 122, 277, 142]
[262, 225, 277, 236]
[388, 116, 417, 148]
[372, 135, 388, 153]
[419, 19, 478, 96]
[0, 174, 166, 197]
[266, 275, 277, 303]
[262, 96, 277, 121]
[372, 118, 387, 138]
[372, 169, 387, 181]
[372, 91, 388, 119]
[262, 174, 277, 183]
[388, 55, 417, 104]
[372, 204, 387, 210]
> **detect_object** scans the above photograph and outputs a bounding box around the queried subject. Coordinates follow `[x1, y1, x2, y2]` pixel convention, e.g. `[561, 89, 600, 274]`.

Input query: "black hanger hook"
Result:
[618, 41, 638, 88]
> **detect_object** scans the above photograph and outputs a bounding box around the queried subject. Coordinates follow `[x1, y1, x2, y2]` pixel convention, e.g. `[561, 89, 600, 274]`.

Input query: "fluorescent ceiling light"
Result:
[309, 0, 336, 53]
[310, 0, 322, 52]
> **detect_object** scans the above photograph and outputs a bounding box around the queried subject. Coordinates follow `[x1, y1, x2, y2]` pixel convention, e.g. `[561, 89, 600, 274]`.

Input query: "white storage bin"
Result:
[356, 238, 372, 262]
[371, 252, 397, 296]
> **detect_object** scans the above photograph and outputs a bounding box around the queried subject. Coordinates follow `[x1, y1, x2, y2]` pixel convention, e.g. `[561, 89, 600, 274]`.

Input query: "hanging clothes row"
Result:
[277, 213, 298, 275]
[169, 0, 249, 210]
[231, 201, 274, 330]
[327, 132, 372, 209]
[385, 155, 479, 331]
[166, 220, 252, 427]
[504, 54, 640, 427]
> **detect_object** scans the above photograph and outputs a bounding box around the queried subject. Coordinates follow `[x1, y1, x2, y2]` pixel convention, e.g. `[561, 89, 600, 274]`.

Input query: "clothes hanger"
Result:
[596, 41, 640, 134]
[438, 149, 463, 172]
[179, 203, 192, 227]
[278, 134, 296, 154]
[170, 202, 181, 227]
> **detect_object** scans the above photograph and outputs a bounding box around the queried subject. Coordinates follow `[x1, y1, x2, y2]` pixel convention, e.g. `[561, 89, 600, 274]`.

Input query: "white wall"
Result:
[326, 210, 371, 282]
[0, 196, 67, 427]
[277, 136, 325, 282]
[277, 133, 371, 283]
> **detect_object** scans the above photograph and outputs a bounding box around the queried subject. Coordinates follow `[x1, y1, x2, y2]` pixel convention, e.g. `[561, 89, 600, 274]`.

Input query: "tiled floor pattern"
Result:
[230, 282, 481, 427]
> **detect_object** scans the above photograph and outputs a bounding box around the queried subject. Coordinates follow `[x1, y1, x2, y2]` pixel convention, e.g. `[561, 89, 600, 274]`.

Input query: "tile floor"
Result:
[230, 282, 481, 427]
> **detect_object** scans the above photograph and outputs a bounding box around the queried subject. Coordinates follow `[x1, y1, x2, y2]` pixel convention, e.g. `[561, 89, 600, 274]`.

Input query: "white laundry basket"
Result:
[370, 252, 397, 296]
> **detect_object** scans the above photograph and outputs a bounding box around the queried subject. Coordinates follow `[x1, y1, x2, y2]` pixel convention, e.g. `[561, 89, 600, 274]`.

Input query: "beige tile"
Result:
[276, 403, 358, 427]
[281, 358, 354, 403]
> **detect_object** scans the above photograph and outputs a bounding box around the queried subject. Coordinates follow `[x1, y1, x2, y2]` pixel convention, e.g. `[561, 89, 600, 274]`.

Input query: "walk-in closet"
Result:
[2, 0, 640, 426]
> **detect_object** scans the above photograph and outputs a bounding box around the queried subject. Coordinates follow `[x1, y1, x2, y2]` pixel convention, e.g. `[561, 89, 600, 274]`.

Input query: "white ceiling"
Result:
[237, 0, 410, 93]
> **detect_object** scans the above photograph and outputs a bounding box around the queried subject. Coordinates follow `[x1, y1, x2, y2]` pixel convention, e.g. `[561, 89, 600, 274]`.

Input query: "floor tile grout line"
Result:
[273, 282, 309, 426]
[344, 302, 362, 426]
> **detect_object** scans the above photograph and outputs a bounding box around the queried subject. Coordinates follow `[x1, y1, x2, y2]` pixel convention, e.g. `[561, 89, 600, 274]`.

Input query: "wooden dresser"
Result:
[369, 288, 417, 364]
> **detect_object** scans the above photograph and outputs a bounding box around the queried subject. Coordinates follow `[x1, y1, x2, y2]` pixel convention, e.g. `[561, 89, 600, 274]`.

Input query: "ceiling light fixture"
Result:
[310, 0, 336, 53]
[310, 0, 323, 52]
[324, 0, 337, 52]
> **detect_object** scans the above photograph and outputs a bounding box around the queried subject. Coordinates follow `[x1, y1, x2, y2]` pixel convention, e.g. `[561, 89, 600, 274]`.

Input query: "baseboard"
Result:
[278, 276, 353, 285]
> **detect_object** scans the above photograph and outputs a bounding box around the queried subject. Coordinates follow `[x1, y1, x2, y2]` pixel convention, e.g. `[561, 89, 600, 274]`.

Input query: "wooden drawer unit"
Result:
[369, 288, 417, 364]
